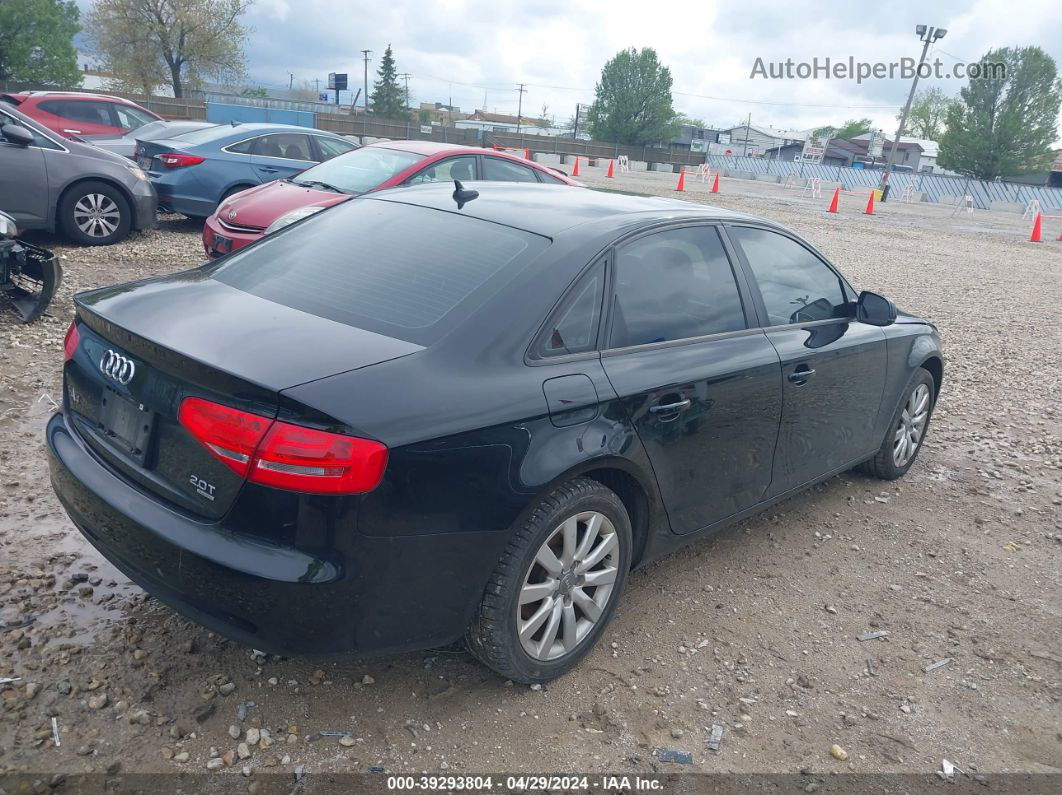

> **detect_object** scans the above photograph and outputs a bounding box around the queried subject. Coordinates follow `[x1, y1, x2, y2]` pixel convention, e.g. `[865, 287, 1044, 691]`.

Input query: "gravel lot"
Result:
[1, 173, 1060, 787]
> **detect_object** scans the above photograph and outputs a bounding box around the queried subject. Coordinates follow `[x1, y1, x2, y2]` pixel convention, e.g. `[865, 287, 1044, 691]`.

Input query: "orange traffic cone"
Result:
[1030, 212, 1043, 242]
[606, 159, 615, 178]
[524, 148, 531, 160]
[827, 186, 840, 213]
[711, 172, 720, 193]
[675, 168, 685, 191]
[571, 157, 580, 177]
[864, 190, 875, 215]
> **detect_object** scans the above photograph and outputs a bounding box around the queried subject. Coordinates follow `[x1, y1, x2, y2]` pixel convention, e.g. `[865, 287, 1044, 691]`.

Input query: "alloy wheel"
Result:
[517, 511, 619, 661]
[893, 383, 930, 467]
[73, 194, 121, 238]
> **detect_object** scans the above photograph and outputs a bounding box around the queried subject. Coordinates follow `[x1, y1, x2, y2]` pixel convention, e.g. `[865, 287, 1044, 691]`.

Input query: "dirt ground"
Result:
[1, 171, 1060, 789]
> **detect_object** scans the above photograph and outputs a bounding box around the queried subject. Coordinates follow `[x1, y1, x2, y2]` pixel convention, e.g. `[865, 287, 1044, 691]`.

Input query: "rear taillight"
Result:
[158, 153, 204, 168]
[178, 397, 387, 495]
[63, 322, 80, 362]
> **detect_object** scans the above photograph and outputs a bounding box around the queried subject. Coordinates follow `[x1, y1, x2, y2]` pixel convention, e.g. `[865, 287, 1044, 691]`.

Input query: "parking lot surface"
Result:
[1, 174, 1060, 782]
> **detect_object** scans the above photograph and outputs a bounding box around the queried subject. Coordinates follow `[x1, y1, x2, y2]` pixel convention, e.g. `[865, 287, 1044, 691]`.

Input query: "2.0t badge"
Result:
[99, 349, 135, 384]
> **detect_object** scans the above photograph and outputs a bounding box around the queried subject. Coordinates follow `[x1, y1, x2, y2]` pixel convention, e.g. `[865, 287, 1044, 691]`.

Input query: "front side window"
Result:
[609, 226, 747, 348]
[482, 157, 539, 182]
[253, 134, 313, 161]
[406, 156, 477, 184]
[112, 104, 157, 131]
[314, 136, 357, 161]
[729, 226, 847, 326]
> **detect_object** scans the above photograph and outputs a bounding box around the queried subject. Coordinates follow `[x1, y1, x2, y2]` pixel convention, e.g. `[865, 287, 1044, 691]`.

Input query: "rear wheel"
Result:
[466, 478, 631, 683]
[859, 369, 935, 480]
[59, 181, 131, 246]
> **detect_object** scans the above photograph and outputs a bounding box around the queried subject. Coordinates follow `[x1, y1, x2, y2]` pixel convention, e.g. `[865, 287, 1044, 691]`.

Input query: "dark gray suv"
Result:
[0, 103, 156, 245]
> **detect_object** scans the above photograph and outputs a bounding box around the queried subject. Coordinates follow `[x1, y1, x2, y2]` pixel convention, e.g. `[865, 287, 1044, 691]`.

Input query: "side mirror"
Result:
[1, 124, 35, 147]
[856, 290, 896, 326]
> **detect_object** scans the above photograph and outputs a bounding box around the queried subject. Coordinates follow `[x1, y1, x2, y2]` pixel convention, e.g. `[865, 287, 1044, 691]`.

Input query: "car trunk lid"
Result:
[66, 272, 422, 518]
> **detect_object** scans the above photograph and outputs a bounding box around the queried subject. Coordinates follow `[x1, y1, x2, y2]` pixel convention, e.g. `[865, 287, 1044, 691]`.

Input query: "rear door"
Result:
[600, 224, 782, 534]
[249, 133, 316, 182]
[39, 99, 120, 137]
[726, 225, 887, 494]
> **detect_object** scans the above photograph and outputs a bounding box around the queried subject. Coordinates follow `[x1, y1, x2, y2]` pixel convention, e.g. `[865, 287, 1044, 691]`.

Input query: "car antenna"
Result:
[452, 180, 478, 210]
[230, 120, 240, 127]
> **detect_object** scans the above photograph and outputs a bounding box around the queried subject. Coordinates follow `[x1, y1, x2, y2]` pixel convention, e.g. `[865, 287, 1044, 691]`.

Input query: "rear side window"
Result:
[536, 169, 568, 184]
[539, 264, 604, 356]
[483, 157, 539, 182]
[211, 200, 549, 345]
[609, 226, 746, 348]
[40, 100, 111, 125]
[729, 226, 847, 325]
[253, 133, 312, 160]
[314, 136, 356, 161]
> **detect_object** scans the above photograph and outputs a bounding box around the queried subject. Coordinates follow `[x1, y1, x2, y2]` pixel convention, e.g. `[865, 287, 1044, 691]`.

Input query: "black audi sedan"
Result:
[47, 183, 942, 683]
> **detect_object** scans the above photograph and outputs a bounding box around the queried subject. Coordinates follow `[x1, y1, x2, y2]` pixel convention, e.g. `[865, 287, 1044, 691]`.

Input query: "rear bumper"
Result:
[46, 410, 502, 657]
[149, 174, 215, 218]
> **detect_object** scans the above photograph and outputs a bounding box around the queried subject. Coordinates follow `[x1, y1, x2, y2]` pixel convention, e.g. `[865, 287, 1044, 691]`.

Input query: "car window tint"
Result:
[253, 133, 312, 161]
[407, 156, 477, 184]
[211, 199, 549, 345]
[40, 100, 110, 125]
[314, 136, 356, 161]
[482, 157, 539, 182]
[541, 266, 603, 356]
[729, 227, 847, 325]
[610, 226, 746, 348]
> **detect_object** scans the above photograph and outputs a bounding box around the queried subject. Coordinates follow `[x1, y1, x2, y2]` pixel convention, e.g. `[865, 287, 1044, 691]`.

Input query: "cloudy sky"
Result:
[79, 0, 1062, 137]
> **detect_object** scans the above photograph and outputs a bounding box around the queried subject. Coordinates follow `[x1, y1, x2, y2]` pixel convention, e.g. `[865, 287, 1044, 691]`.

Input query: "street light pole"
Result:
[880, 24, 946, 199]
[361, 50, 372, 113]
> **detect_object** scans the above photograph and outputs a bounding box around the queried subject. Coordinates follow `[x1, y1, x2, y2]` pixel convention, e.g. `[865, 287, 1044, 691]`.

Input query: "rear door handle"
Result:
[649, 399, 692, 414]
[787, 367, 816, 384]
[258, 166, 280, 173]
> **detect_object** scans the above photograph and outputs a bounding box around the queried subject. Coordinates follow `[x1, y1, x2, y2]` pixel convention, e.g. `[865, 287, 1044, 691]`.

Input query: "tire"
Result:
[859, 368, 935, 480]
[59, 181, 132, 246]
[220, 185, 253, 203]
[466, 477, 632, 684]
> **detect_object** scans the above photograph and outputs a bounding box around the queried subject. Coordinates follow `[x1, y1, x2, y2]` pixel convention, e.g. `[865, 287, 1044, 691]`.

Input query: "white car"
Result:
[89, 119, 216, 159]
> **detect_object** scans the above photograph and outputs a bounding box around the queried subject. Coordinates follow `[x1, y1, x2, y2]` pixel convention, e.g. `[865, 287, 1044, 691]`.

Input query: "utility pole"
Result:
[399, 72, 412, 113]
[881, 24, 946, 199]
[515, 83, 527, 134]
[361, 49, 372, 113]
[288, 73, 294, 91]
[742, 113, 752, 157]
[572, 103, 581, 139]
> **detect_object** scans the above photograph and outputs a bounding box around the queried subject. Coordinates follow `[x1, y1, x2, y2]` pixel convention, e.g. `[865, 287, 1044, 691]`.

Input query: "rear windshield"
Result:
[291, 146, 425, 194]
[169, 125, 249, 145]
[210, 199, 549, 345]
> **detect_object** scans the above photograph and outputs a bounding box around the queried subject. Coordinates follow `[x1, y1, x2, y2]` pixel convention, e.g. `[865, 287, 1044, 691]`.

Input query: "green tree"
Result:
[370, 44, 404, 118]
[939, 46, 1061, 179]
[0, 0, 81, 87]
[241, 86, 268, 98]
[85, 0, 251, 98]
[900, 87, 953, 140]
[588, 47, 678, 145]
[812, 117, 873, 140]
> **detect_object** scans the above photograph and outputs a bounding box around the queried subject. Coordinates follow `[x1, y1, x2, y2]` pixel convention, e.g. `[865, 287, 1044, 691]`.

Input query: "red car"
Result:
[0, 91, 162, 139]
[202, 140, 580, 257]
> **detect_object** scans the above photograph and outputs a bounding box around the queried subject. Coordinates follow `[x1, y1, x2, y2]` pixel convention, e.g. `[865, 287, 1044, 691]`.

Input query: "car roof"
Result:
[6, 91, 141, 103]
[367, 140, 488, 156]
[368, 182, 763, 237]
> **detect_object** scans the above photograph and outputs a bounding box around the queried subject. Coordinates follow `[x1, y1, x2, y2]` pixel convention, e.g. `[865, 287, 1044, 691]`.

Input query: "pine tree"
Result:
[370, 44, 405, 118]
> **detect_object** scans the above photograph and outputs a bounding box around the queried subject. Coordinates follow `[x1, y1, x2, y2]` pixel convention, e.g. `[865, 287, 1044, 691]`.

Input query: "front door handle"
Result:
[258, 166, 280, 173]
[649, 398, 692, 414]
[788, 366, 816, 384]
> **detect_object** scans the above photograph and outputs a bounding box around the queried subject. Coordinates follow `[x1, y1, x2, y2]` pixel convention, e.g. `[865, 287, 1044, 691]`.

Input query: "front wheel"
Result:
[466, 478, 632, 683]
[59, 181, 131, 246]
[859, 369, 935, 480]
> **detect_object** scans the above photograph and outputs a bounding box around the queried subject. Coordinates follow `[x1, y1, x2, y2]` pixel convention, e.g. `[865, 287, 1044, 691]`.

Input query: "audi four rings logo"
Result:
[100, 350, 135, 384]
